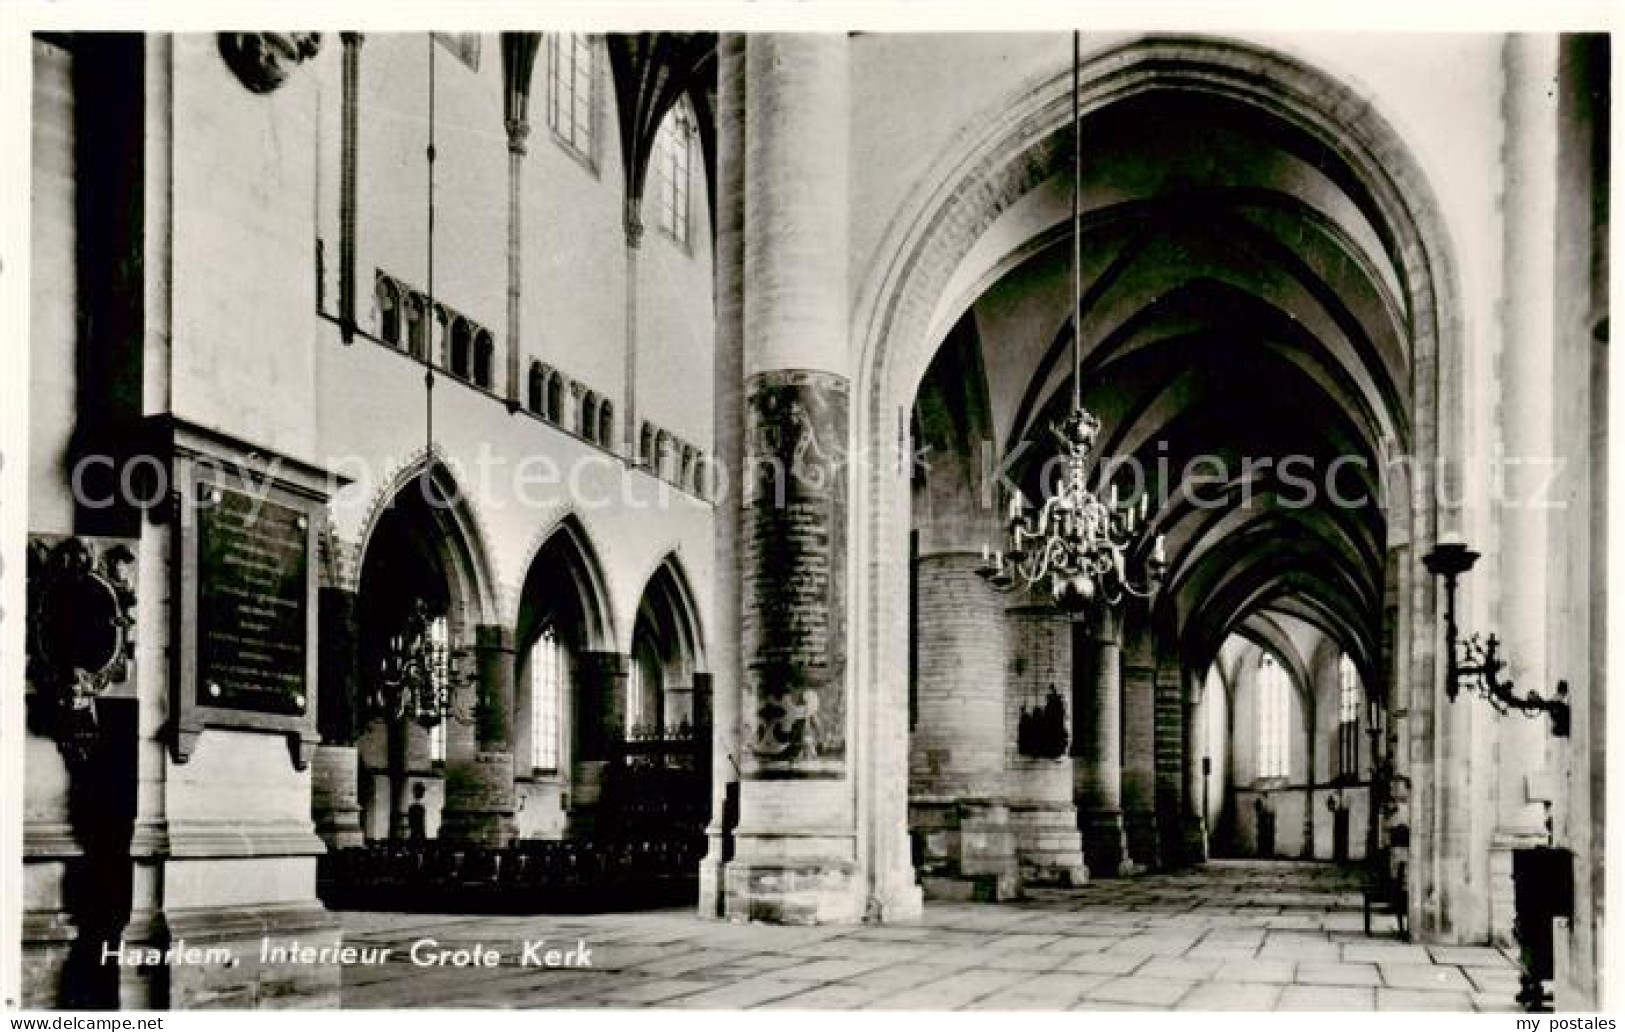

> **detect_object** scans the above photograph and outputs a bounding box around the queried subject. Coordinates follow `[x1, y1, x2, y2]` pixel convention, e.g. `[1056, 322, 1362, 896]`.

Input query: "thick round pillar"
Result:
[726, 33, 866, 924]
[312, 586, 363, 848]
[1004, 607, 1088, 886]
[909, 553, 1019, 900]
[568, 650, 629, 836]
[699, 32, 746, 918]
[1074, 609, 1133, 877]
[1121, 642, 1160, 870]
[1181, 676, 1209, 863]
[439, 625, 516, 847]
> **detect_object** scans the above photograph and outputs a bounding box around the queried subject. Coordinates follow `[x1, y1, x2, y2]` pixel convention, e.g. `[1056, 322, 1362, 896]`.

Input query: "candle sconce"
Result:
[1421, 539, 1570, 738]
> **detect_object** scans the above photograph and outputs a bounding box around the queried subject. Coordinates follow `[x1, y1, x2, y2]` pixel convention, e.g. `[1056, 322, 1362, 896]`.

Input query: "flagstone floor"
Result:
[336, 859, 1522, 1011]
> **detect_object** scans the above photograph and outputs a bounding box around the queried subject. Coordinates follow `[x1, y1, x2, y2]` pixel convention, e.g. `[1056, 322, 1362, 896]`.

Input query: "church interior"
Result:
[16, 27, 1609, 1011]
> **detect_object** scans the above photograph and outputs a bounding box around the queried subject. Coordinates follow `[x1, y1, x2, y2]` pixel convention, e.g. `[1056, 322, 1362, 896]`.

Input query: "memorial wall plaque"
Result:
[197, 487, 310, 715]
[164, 418, 338, 770]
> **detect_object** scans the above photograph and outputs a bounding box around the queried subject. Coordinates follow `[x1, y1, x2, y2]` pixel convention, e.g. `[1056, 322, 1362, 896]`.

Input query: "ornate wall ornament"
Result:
[218, 32, 322, 94]
[26, 535, 138, 767]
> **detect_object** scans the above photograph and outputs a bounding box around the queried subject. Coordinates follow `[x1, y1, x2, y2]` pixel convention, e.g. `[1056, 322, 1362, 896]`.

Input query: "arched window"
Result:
[426, 614, 449, 764]
[404, 293, 426, 359]
[1258, 653, 1290, 779]
[450, 318, 472, 380]
[546, 373, 563, 423]
[681, 446, 695, 490]
[654, 99, 693, 245]
[473, 329, 494, 388]
[530, 626, 565, 771]
[598, 400, 614, 448]
[693, 452, 708, 497]
[547, 33, 595, 162]
[640, 423, 655, 467]
[656, 431, 672, 479]
[581, 392, 598, 440]
[1338, 654, 1361, 780]
[527, 362, 545, 414]
[377, 276, 401, 345]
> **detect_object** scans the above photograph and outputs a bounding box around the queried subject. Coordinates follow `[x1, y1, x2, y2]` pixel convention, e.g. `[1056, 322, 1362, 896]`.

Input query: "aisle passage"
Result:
[337, 861, 1520, 1011]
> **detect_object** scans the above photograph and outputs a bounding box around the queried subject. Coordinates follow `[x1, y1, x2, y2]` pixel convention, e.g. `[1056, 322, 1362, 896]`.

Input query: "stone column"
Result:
[500, 34, 541, 410]
[622, 213, 642, 456]
[338, 33, 363, 343]
[1004, 607, 1089, 886]
[909, 553, 1019, 901]
[725, 33, 864, 924]
[699, 33, 746, 918]
[1182, 673, 1209, 863]
[1488, 32, 1561, 945]
[312, 586, 364, 849]
[439, 625, 517, 847]
[568, 650, 629, 835]
[1121, 625, 1160, 870]
[1074, 609, 1133, 877]
[1154, 655, 1185, 865]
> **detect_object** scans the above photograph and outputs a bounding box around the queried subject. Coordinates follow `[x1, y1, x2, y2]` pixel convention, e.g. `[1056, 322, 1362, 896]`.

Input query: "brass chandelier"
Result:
[976, 32, 1167, 614]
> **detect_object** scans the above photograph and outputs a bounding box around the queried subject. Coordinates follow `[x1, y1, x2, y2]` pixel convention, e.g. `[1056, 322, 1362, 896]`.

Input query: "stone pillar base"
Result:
[958, 800, 1021, 900]
[163, 902, 341, 1009]
[311, 745, 365, 850]
[722, 852, 863, 924]
[698, 852, 727, 919]
[439, 752, 516, 847]
[1010, 802, 1089, 886]
[1082, 809, 1137, 878]
[911, 799, 1022, 901]
[1124, 809, 1162, 871]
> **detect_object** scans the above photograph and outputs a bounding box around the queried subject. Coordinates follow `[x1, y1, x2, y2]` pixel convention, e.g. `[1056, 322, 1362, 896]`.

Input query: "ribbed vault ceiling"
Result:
[913, 89, 1413, 684]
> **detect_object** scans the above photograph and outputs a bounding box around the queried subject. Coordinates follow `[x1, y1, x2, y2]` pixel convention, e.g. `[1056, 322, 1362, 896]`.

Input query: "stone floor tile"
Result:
[1057, 951, 1150, 975]
[1081, 976, 1195, 1007]
[1176, 981, 1285, 1011]
[964, 973, 1110, 1010]
[757, 983, 898, 1010]
[866, 968, 1032, 1010]
[595, 977, 715, 1005]
[1296, 962, 1382, 986]
[1428, 946, 1516, 967]
[1342, 943, 1435, 965]
[1376, 988, 1474, 1011]
[1472, 990, 1519, 1013]
[1277, 985, 1376, 1010]
[984, 949, 1065, 972]
[663, 977, 809, 1009]
[1186, 944, 1260, 961]
[1380, 964, 1473, 991]
[1211, 959, 1296, 984]
[775, 957, 895, 982]
[1463, 966, 1524, 993]
[844, 962, 968, 989]
[1137, 956, 1223, 981]
[633, 948, 744, 977]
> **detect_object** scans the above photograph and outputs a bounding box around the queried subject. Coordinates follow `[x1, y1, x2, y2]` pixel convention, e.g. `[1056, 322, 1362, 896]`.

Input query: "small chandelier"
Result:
[370, 598, 474, 729]
[976, 32, 1166, 615]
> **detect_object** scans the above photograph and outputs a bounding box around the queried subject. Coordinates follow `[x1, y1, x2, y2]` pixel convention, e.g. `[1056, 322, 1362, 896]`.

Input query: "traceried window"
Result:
[426, 614, 449, 764]
[1258, 653, 1290, 779]
[653, 100, 693, 245]
[1338, 653, 1361, 780]
[528, 362, 545, 414]
[530, 626, 564, 771]
[548, 33, 595, 163]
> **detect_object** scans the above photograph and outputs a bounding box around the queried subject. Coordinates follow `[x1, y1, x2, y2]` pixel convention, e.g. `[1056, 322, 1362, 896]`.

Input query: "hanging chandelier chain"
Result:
[977, 31, 1166, 615]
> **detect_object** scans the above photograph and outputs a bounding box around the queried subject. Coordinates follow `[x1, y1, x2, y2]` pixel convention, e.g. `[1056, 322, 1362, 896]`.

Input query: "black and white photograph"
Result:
[0, 2, 1615, 1016]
